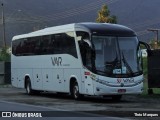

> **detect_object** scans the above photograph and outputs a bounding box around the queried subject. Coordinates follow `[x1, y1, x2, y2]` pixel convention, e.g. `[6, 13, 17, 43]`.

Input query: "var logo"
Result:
[51, 57, 62, 66]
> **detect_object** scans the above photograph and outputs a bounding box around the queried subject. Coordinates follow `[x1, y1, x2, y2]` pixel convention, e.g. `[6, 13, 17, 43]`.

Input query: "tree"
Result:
[0, 47, 11, 62]
[149, 39, 160, 49]
[96, 4, 117, 23]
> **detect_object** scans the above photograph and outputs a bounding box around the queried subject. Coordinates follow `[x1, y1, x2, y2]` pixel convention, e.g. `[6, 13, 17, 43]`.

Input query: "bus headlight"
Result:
[135, 79, 143, 85]
[96, 79, 109, 86]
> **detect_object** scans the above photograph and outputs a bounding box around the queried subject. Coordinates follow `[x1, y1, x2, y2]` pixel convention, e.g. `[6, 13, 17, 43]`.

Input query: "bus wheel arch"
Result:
[70, 77, 83, 100]
[24, 76, 30, 88]
[24, 76, 33, 95]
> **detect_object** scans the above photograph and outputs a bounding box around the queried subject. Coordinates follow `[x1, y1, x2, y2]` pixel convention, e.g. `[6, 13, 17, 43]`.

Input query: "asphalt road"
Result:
[0, 100, 127, 120]
[0, 87, 160, 120]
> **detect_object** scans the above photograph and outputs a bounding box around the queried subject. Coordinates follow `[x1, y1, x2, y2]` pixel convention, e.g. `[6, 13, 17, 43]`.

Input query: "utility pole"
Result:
[2, 3, 6, 47]
[148, 28, 159, 49]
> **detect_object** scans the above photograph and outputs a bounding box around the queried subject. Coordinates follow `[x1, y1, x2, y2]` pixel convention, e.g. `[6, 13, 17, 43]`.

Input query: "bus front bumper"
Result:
[94, 83, 143, 96]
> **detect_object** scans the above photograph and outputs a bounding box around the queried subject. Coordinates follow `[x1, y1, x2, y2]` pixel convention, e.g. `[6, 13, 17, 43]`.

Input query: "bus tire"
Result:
[72, 82, 82, 100]
[25, 78, 34, 95]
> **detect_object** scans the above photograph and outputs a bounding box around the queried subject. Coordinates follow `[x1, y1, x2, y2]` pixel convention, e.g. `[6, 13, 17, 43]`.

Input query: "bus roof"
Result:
[77, 22, 136, 37]
[12, 22, 136, 40]
[12, 23, 75, 40]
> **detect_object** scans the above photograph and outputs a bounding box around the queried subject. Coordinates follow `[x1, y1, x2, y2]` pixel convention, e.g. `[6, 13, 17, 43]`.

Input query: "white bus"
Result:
[11, 22, 144, 100]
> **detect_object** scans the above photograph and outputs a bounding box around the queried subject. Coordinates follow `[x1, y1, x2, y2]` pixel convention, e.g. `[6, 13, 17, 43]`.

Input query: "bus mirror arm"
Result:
[139, 41, 151, 50]
[139, 41, 152, 56]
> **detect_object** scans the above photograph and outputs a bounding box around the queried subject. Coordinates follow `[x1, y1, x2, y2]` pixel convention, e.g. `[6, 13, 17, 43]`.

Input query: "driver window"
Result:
[76, 31, 92, 68]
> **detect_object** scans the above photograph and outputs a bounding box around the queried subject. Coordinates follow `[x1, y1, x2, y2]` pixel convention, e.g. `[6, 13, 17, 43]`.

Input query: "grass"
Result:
[142, 57, 148, 79]
[142, 57, 148, 95]
[0, 84, 12, 88]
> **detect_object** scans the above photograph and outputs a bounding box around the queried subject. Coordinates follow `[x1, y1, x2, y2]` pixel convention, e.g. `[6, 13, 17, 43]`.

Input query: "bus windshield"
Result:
[92, 35, 142, 77]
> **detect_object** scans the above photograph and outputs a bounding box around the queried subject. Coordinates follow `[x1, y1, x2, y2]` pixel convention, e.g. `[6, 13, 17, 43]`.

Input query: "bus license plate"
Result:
[118, 89, 126, 93]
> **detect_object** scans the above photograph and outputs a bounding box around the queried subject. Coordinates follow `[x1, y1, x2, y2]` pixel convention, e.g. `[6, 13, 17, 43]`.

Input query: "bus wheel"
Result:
[26, 79, 34, 95]
[72, 82, 81, 100]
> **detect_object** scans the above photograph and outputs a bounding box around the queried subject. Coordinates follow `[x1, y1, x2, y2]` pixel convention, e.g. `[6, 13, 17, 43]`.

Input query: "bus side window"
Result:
[51, 35, 56, 54]
[34, 37, 42, 55]
[41, 35, 51, 54]
[63, 32, 77, 58]
[53, 34, 63, 54]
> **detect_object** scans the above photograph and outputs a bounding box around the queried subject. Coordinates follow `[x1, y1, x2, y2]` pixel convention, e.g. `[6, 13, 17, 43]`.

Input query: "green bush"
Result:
[142, 57, 147, 79]
[0, 47, 11, 62]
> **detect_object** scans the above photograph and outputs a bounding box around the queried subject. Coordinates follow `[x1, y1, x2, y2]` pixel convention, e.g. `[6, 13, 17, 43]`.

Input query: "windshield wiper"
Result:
[121, 52, 133, 75]
[96, 69, 107, 75]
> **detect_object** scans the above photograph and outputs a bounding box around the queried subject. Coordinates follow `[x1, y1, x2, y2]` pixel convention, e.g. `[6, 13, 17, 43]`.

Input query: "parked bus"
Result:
[11, 22, 144, 100]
